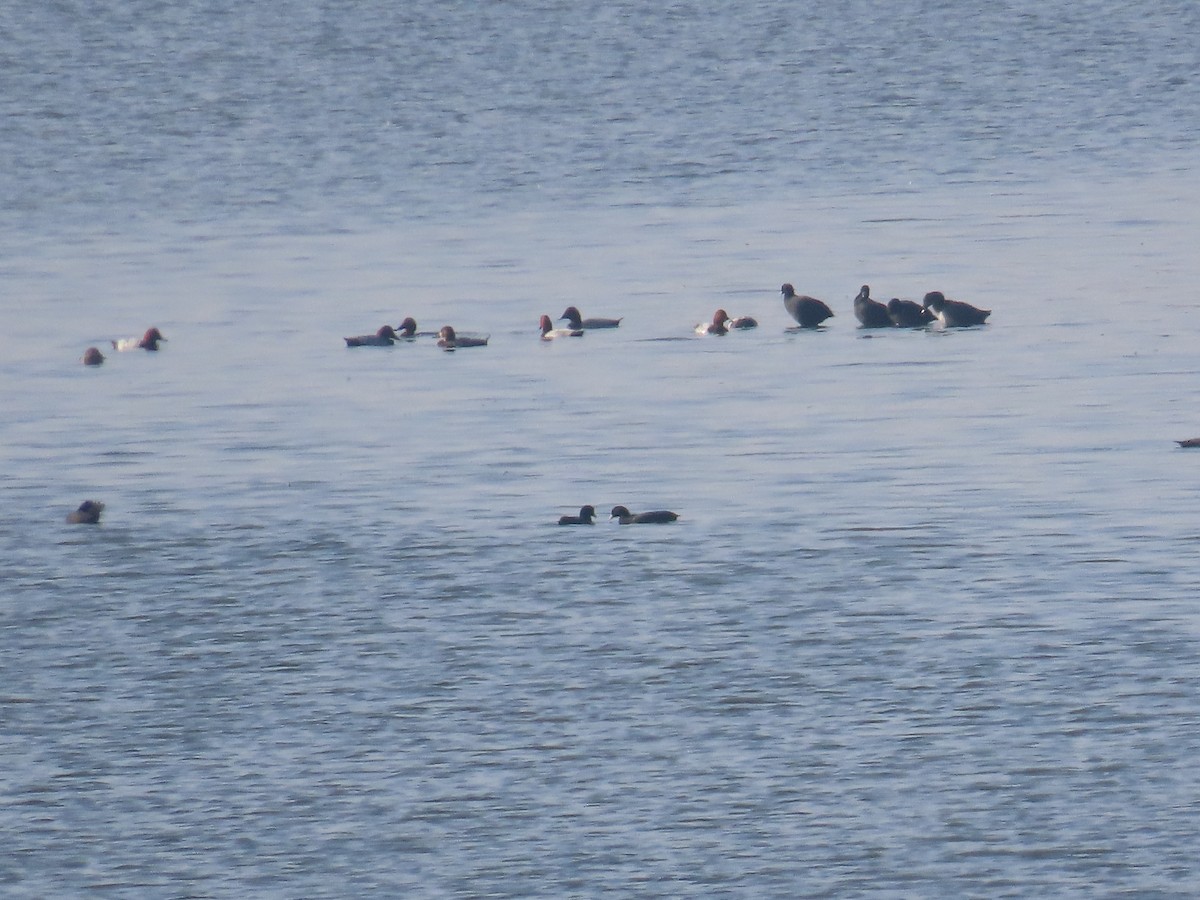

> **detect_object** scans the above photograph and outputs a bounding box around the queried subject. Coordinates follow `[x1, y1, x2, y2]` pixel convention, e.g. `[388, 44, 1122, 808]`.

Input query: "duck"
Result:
[395, 317, 419, 338]
[560, 306, 622, 329]
[344, 325, 400, 347]
[558, 505, 597, 525]
[781, 284, 834, 328]
[923, 291, 991, 327]
[1176, 438, 1200, 448]
[112, 327, 167, 351]
[887, 297, 936, 327]
[437, 326, 489, 350]
[695, 309, 730, 335]
[66, 500, 104, 524]
[540, 314, 584, 340]
[610, 505, 679, 525]
[853, 285, 893, 328]
[81, 347, 106, 366]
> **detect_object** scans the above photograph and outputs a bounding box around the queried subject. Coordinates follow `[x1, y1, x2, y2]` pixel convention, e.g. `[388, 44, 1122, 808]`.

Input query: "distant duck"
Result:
[66, 500, 104, 524]
[437, 326, 489, 350]
[923, 291, 991, 327]
[1176, 438, 1200, 448]
[853, 285, 893, 328]
[560, 306, 622, 329]
[781, 284, 834, 328]
[610, 505, 679, 524]
[887, 297, 937, 327]
[112, 327, 167, 351]
[344, 325, 400, 347]
[727, 313, 758, 329]
[558, 505, 597, 525]
[540, 314, 584, 340]
[395, 317, 419, 338]
[81, 347, 106, 366]
[696, 309, 730, 335]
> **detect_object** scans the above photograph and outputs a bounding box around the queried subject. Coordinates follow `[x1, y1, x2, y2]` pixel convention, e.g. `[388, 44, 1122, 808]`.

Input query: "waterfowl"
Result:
[540, 314, 584, 340]
[610, 505, 679, 525]
[395, 317, 418, 338]
[887, 297, 936, 327]
[558, 505, 596, 525]
[66, 500, 104, 524]
[560, 306, 622, 329]
[1176, 438, 1200, 448]
[81, 347, 105, 366]
[112, 327, 167, 351]
[696, 309, 730, 335]
[853, 285, 893, 328]
[781, 284, 834, 328]
[437, 326, 489, 350]
[923, 291, 991, 327]
[344, 325, 400, 347]
[727, 314, 758, 329]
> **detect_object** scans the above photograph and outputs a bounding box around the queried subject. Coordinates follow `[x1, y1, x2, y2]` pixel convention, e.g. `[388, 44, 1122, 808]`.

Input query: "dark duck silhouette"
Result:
[781, 284, 834, 328]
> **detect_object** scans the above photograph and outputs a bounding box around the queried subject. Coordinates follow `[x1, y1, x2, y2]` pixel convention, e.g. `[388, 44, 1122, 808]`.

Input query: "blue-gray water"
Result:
[3, 1, 1200, 896]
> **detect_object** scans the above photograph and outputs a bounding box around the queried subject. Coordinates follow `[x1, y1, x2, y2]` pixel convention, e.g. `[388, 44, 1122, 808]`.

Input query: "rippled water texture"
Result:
[3, 1, 1200, 896]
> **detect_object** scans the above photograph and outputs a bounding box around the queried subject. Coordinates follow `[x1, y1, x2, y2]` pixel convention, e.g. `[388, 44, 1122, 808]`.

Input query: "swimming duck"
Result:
[853, 285, 893, 328]
[886, 297, 936, 327]
[112, 327, 167, 351]
[696, 309, 730, 335]
[923, 291, 991, 327]
[437, 326, 489, 350]
[727, 314, 758, 329]
[781, 284, 834, 328]
[81, 347, 106, 366]
[344, 325, 400, 347]
[1176, 438, 1200, 448]
[610, 505, 679, 524]
[66, 500, 104, 524]
[395, 317, 419, 338]
[558, 505, 597, 525]
[540, 314, 584, 340]
[560, 306, 622, 329]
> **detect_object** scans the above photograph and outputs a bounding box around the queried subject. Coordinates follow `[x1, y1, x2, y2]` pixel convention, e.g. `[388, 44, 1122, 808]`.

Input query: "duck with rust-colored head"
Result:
[344, 325, 400, 347]
[610, 505, 678, 525]
[558, 505, 596, 525]
[696, 309, 730, 335]
[781, 284, 834, 328]
[540, 315, 583, 340]
[923, 291, 991, 327]
[560, 306, 622, 329]
[112, 327, 167, 351]
[66, 500, 105, 524]
[853, 285, 893, 328]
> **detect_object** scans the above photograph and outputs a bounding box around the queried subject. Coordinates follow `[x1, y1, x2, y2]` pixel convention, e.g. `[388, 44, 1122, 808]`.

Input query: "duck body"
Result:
[727, 315, 758, 329]
[854, 285, 893, 328]
[66, 500, 104, 524]
[923, 291, 991, 327]
[781, 284, 834, 328]
[559, 306, 621, 329]
[696, 309, 730, 335]
[558, 505, 596, 525]
[610, 505, 679, 525]
[540, 314, 584, 340]
[81, 347, 106, 366]
[345, 325, 399, 347]
[1176, 438, 1200, 448]
[112, 327, 167, 351]
[887, 297, 936, 327]
[437, 326, 489, 350]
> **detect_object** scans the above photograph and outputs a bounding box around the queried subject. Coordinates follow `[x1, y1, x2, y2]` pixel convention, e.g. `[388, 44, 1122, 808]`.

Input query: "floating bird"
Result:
[781, 284, 834, 328]
[560, 306, 621, 329]
[853, 285, 893, 328]
[81, 347, 105, 366]
[437, 326, 489, 350]
[112, 327, 167, 351]
[395, 317, 419, 338]
[887, 297, 936, 327]
[696, 309, 731, 335]
[558, 505, 597, 525]
[540, 314, 584, 340]
[610, 505, 679, 525]
[344, 325, 400, 347]
[66, 500, 104, 524]
[1176, 438, 1200, 448]
[923, 291, 991, 327]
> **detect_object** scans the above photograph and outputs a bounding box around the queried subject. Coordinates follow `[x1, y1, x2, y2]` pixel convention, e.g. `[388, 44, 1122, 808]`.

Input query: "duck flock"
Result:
[77, 281, 1121, 527]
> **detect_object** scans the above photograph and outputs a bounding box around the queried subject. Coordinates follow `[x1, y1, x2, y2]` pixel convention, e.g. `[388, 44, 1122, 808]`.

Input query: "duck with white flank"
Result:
[610, 505, 678, 524]
[923, 291, 991, 327]
[560, 306, 622, 329]
[781, 284, 834, 328]
[696, 309, 731, 335]
[853, 285, 893, 328]
[112, 327, 167, 351]
[540, 314, 584, 340]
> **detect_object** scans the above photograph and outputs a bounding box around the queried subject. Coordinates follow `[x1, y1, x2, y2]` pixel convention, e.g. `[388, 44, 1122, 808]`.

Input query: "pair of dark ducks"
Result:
[559, 505, 678, 525]
[851, 285, 991, 328]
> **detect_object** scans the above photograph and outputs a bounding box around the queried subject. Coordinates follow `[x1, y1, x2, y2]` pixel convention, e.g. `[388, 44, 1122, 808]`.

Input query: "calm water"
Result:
[3, 1, 1200, 896]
